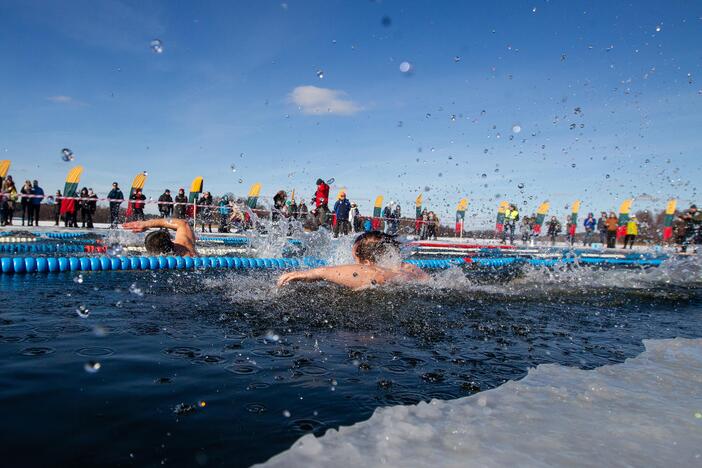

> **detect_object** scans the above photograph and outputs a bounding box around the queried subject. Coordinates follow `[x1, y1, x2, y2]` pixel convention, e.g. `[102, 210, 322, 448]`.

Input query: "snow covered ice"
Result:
[261, 338, 702, 467]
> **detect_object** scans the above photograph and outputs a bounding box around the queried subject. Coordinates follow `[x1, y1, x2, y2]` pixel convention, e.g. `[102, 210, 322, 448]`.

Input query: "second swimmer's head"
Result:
[352, 231, 400, 264]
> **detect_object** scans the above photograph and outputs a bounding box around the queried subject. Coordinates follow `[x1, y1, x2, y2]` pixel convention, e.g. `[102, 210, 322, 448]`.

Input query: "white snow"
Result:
[260, 338, 702, 467]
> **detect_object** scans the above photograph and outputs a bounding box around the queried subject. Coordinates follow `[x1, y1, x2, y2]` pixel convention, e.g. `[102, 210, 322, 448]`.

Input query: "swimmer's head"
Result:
[352, 231, 400, 264]
[316, 178, 324, 186]
[144, 229, 174, 254]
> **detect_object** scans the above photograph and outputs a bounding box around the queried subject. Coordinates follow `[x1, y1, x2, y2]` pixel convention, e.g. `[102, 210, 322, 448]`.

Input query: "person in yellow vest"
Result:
[501, 204, 519, 245]
[622, 215, 638, 249]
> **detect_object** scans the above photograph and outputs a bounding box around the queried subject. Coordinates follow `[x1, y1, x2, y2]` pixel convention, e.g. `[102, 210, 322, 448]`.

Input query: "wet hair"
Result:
[144, 229, 174, 254]
[316, 178, 324, 185]
[353, 231, 400, 263]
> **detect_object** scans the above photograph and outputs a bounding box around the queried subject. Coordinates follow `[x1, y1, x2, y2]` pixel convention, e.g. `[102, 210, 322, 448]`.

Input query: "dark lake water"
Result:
[1, 260, 701, 467]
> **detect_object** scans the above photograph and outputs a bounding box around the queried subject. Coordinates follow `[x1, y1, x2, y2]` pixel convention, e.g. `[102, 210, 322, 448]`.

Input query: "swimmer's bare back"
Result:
[122, 219, 198, 257]
[277, 263, 427, 290]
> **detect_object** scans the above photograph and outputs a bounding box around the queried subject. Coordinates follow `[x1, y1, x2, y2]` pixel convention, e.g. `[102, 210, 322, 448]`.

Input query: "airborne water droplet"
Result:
[84, 361, 101, 373]
[230, 164, 237, 173]
[316, 69, 324, 79]
[399, 61, 412, 73]
[61, 148, 75, 162]
[150, 39, 164, 54]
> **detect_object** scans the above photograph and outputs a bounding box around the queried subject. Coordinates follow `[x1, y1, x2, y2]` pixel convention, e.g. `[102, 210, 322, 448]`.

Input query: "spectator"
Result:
[605, 212, 619, 248]
[623, 215, 638, 249]
[597, 212, 608, 244]
[351, 203, 361, 232]
[314, 179, 330, 227]
[199, 191, 214, 233]
[681, 204, 702, 253]
[53, 190, 63, 226]
[79, 187, 92, 228]
[31, 180, 44, 226]
[1, 175, 18, 226]
[87, 188, 97, 228]
[20, 180, 33, 226]
[130, 189, 146, 221]
[333, 191, 352, 238]
[390, 204, 401, 235]
[582, 213, 596, 246]
[273, 190, 287, 222]
[107, 182, 124, 228]
[426, 211, 439, 240]
[299, 200, 308, 221]
[502, 204, 519, 245]
[174, 188, 187, 219]
[546, 216, 561, 245]
[382, 204, 392, 233]
[158, 189, 173, 218]
[218, 196, 231, 232]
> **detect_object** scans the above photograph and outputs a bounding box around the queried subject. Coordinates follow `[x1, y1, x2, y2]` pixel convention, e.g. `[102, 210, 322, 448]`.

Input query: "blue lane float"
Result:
[36, 232, 104, 239]
[0, 243, 88, 254]
[0, 255, 327, 274]
[0, 253, 667, 275]
[198, 236, 304, 246]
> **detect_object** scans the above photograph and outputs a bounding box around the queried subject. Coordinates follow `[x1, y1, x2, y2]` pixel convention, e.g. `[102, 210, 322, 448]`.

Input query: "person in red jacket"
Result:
[314, 178, 330, 228]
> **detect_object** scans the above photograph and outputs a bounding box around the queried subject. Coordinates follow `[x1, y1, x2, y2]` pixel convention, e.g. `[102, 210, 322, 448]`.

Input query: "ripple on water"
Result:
[382, 364, 409, 374]
[163, 346, 202, 359]
[227, 364, 260, 375]
[252, 347, 296, 359]
[246, 382, 271, 390]
[76, 347, 115, 357]
[19, 346, 55, 357]
[245, 402, 267, 414]
[382, 390, 429, 406]
[193, 354, 227, 365]
[289, 418, 325, 434]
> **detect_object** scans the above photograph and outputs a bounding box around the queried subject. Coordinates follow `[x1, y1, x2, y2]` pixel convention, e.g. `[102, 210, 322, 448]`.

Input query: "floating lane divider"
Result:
[0, 254, 666, 274]
[37, 232, 105, 239]
[0, 236, 38, 244]
[198, 236, 303, 246]
[0, 256, 327, 274]
[0, 244, 106, 254]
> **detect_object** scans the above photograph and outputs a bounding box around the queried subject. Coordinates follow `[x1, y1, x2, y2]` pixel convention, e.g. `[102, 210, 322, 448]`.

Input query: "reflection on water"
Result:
[0, 259, 701, 467]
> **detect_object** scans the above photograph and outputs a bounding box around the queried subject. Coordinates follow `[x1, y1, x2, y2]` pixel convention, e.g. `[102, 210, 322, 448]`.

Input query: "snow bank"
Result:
[260, 338, 702, 467]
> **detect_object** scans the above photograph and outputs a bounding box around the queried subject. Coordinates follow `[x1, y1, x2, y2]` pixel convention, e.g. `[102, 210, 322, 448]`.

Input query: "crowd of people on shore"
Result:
[2, 172, 701, 251]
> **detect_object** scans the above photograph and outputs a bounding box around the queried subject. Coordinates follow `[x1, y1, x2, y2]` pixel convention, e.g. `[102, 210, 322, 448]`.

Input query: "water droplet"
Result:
[238, 178, 244, 184]
[264, 331, 280, 342]
[150, 39, 164, 54]
[450, 114, 456, 121]
[481, 173, 487, 178]
[605, 174, 610, 179]
[73, 274, 84, 284]
[61, 148, 75, 162]
[230, 164, 237, 173]
[512, 125, 521, 134]
[84, 361, 101, 373]
[532, 7, 537, 13]
[399, 61, 412, 73]
[425, 113, 431, 119]
[76, 305, 90, 318]
[424, 186, 431, 192]
[381, 16, 391, 27]
[571, 163, 576, 168]
[518, 183, 525, 189]
[283, 410, 291, 418]
[316, 69, 324, 79]
[453, 56, 461, 63]
[129, 283, 144, 297]
[655, 24, 661, 32]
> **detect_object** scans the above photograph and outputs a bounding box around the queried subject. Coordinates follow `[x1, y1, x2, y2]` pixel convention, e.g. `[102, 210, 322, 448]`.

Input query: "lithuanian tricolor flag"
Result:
[126, 172, 147, 217]
[372, 195, 383, 230]
[60, 166, 83, 216]
[186, 176, 203, 218]
[532, 201, 550, 235]
[455, 198, 468, 235]
[617, 199, 633, 239]
[246, 183, 261, 209]
[662, 199, 677, 240]
[495, 201, 509, 233]
[415, 193, 423, 218]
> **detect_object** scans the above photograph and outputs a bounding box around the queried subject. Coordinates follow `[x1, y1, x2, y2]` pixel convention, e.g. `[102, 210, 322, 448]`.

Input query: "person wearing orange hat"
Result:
[333, 191, 352, 238]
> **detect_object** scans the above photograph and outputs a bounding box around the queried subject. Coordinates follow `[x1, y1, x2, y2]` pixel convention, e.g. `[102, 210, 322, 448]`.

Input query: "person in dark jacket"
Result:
[173, 188, 187, 219]
[582, 213, 596, 246]
[86, 188, 97, 228]
[273, 190, 287, 222]
[158, 189, 173, 218]
[597, 212, 608, 245]
[199, 191, 214, 232]
[605, 212, 619, 248]
[20, 180, 33, 226]
[53, 190, 62, 226]
[31, 180, 44, 226]
[333, 191, 352, 238]
[546, 216, 561, 245]
[107, 182, 124, 228]
[130, 189, 146, 221]
[79, 187, 92, 228]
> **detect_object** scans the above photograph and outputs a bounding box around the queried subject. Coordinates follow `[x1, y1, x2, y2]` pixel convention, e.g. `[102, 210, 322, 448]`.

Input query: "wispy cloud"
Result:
[289, 86, 361, 116]
[47, 95, 74, 104]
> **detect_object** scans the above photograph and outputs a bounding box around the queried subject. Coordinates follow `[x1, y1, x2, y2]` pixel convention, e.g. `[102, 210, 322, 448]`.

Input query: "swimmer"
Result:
[122, 219, 197, 256]
[277, 231, 428, 289]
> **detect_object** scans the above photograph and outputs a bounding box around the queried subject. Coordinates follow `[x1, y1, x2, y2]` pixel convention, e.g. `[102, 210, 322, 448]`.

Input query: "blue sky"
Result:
[1, 0, 700, 225]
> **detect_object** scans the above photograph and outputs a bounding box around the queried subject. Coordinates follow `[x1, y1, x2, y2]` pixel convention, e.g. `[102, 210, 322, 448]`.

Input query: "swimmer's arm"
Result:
[277, 265, 381, 289]
[400, 263, 430, 280]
